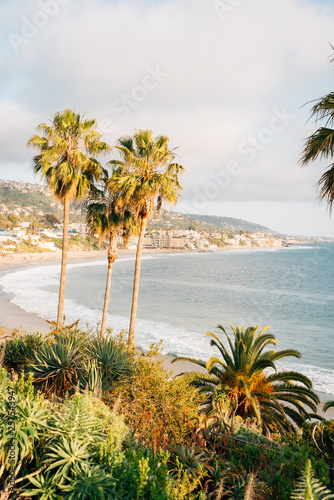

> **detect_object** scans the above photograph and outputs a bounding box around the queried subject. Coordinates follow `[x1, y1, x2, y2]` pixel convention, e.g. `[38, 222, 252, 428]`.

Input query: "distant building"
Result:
[143, 234, 186, 249]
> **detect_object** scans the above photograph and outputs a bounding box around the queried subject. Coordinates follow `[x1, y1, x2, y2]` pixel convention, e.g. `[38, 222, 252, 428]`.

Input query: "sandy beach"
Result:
[0, 242, 289, 268]
[0, 246, 208, 268]
[0, 248, 333, 420]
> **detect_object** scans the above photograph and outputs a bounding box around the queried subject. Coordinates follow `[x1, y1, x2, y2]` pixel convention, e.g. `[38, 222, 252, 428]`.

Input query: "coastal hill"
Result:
[0, 179, 275, 234]
[185, 213, 274, 233]
[151, 210, 275, 234]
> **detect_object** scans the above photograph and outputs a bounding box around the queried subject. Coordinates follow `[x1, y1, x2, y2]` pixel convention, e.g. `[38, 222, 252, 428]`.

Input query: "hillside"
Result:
[0, 186, 55, 211]
[0, 180, 275, 234]
[149, 210, 275, 234]
[184, 213, 274, 233]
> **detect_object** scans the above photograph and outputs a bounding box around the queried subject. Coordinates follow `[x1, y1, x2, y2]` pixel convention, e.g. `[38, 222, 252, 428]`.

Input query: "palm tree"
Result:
[300, 88, 334, 212]
[85, 190, 138, 338]
[324, 401, 334, 413]
[27, 109, 109, 328]
[107, 129, 184, 347]
[173, 324, 319, 436]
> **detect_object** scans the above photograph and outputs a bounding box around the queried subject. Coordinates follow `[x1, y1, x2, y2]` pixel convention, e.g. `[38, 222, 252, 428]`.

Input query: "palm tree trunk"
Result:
[100, 232, 118, 339]
[128, 215, 147, 347]
[57, 195, 70, 329]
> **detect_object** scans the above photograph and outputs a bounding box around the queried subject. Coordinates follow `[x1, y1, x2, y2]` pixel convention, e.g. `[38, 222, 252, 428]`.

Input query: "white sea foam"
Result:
[0, 262, 207, 357]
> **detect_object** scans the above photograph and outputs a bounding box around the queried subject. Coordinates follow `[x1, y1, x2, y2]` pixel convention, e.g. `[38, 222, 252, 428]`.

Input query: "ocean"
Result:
[1, 243, 334, 395]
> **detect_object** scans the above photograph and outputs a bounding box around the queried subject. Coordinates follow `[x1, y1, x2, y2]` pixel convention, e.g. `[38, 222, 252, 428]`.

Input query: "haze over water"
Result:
[1, 244, 334, 394]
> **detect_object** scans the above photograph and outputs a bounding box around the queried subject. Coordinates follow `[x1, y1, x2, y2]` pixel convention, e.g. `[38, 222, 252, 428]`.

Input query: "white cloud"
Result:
[1, 0, 334, 234]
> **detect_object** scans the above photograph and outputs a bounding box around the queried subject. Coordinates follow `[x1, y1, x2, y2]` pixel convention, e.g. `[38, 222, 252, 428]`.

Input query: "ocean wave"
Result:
[0, 262, 334, 396]
[66, 254, 155, 270]
[0, 264, 208, 358]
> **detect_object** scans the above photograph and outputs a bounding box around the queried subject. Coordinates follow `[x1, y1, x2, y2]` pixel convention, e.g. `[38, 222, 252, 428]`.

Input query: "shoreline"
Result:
[0, 244, 290, 329]
[0, 244, 295, 332]
[0, 242, 296, 268]
[1, 247, 334, 414]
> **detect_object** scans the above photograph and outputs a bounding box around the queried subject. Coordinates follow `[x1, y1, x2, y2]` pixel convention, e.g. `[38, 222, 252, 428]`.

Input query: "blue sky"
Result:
[1, 0, 334, 236]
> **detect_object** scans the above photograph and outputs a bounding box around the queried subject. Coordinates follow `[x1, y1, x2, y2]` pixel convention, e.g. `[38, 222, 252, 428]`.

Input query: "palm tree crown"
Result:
[28, 108, 109, 201]
[300, 91, 334, 212]
[174, 324, 319, 436]
[107, 129, 183, 219]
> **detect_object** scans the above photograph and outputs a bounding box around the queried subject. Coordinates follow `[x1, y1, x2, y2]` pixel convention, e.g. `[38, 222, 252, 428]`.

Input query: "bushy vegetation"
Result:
[1, 325, 334, 499]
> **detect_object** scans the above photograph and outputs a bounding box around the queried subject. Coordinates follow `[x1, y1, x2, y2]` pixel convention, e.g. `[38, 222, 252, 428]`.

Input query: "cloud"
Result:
[1, 0, 334, 233]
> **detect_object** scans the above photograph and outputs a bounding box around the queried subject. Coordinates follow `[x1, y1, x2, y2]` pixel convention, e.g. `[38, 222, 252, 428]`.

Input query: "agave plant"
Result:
[169, 443, 207, 480]
[291, 459, 334, 499]
[0, 367, 10, 404]
[0, 391, 50, 482]
[48, 393, 105, 445]
[174, 324, 319, 435]
[60, 465, 116, 499]
[205, 460, 245, 500]
[83, 336, 134, 390]
[45, 437, 93, 483]
[29, 337, 82, 397]
[19, 471, 61, 499]
[78, 359, 105, 397]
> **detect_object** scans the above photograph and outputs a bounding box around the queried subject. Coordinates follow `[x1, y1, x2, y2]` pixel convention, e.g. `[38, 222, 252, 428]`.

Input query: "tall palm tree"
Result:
[300, 90, 334, 212]
[107, 129, 184, 347]
[173, 324, 319, 436]
[85, 190, 139, 338]
[28, 109, 110, 329]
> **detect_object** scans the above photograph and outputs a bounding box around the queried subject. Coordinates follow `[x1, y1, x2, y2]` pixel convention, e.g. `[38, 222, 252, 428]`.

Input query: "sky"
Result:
[1, 0, 334, 236]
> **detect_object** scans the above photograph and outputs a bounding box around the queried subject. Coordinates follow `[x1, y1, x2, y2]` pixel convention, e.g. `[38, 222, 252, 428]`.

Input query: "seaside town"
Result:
[0, 179, 325, 255]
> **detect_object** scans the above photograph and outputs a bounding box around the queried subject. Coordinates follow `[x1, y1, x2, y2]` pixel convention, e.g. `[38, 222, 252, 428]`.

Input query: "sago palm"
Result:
[300, 85, 334, 212]
[85, 188, 138, 338]
[107, 129, 184, 346]
[174, 324, 319, 435]
[27, 109, 110, 328]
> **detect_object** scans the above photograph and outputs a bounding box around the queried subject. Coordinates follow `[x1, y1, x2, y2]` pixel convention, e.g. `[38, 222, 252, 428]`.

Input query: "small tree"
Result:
[85, 189, 138, 338]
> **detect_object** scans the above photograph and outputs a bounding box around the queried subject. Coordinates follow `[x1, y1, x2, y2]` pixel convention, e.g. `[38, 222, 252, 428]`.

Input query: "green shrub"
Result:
[106, 446, 202, 500]
[111, 345, 203, 446]
[4, 332, 44, 373]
